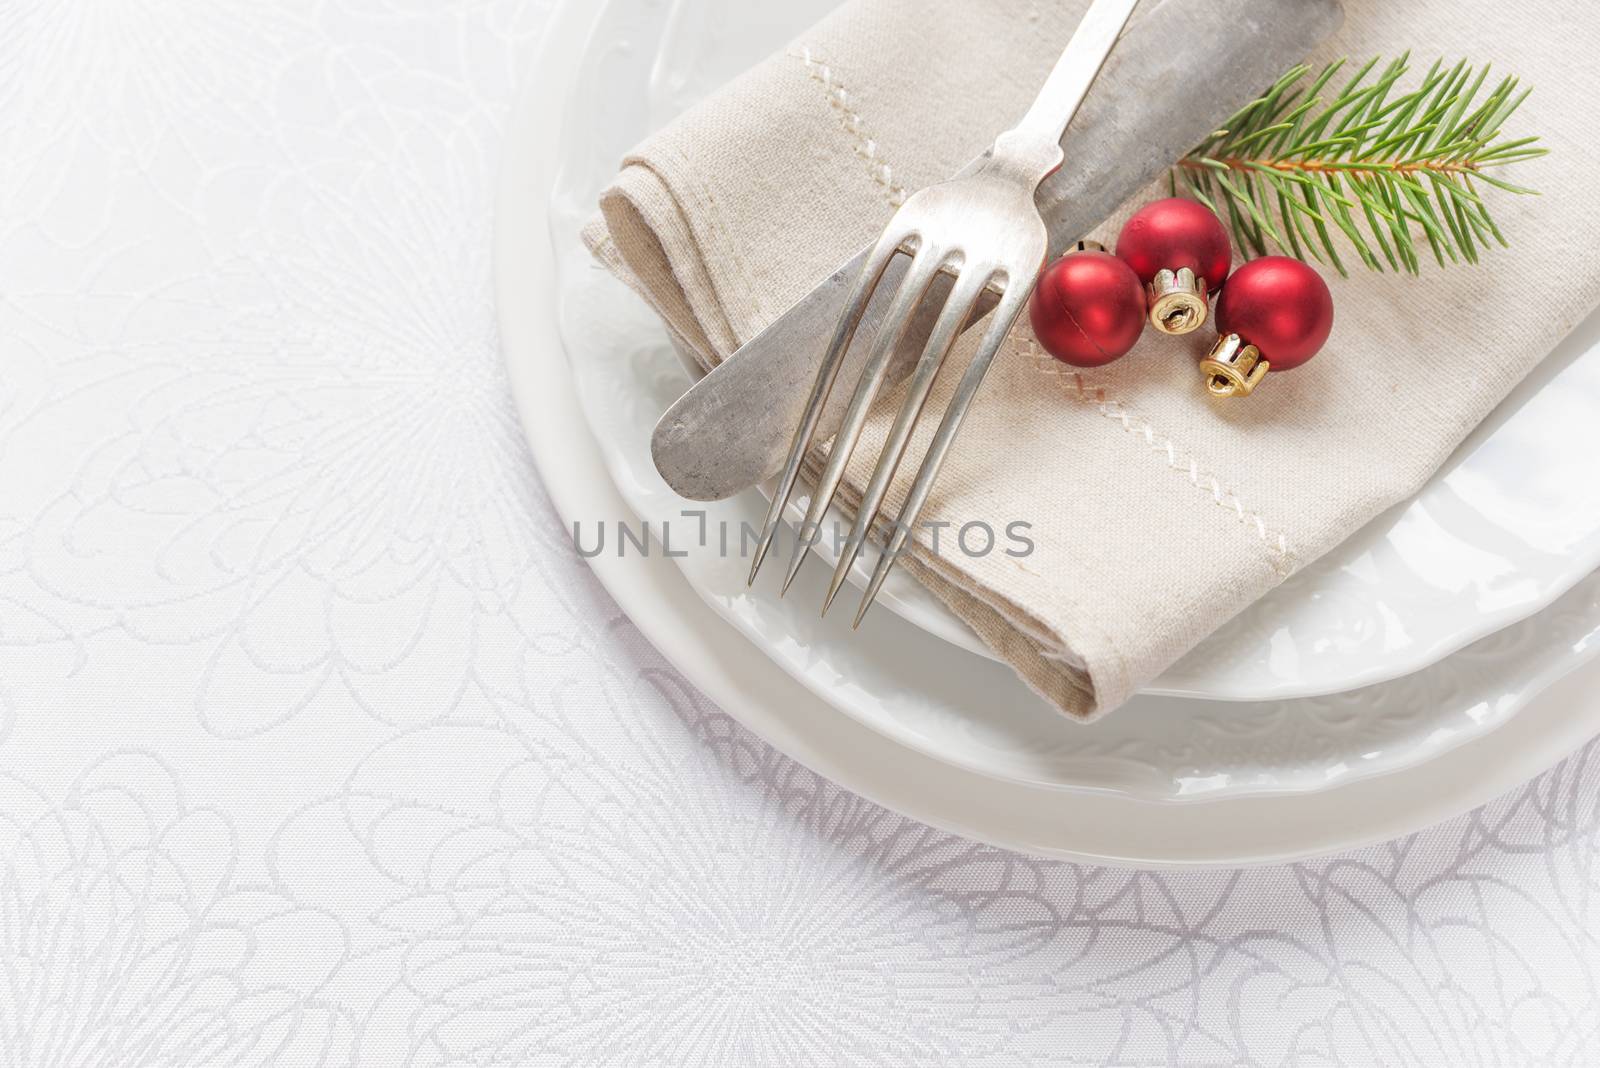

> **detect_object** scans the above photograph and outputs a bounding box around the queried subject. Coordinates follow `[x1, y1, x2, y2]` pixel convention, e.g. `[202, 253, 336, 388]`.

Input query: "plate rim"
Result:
[496, 0, 1600, 867]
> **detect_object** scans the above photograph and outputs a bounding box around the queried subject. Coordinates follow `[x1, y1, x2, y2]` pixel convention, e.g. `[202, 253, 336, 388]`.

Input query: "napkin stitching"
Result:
[790, 48, 907, 208]
[1027, 343, 1297, 575]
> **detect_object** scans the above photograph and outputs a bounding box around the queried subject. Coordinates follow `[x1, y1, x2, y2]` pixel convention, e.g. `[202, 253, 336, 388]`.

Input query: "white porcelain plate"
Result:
[505, 0, 1600, 808]
[544, 0, 1600, 705]
[500, 0, 1600, 862]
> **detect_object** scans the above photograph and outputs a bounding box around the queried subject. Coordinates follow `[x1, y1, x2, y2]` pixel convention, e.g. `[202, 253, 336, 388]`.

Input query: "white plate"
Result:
[547, 0, 1600, 703]
[506, 0, 1600, 804]
[499, 0, 1600, 862]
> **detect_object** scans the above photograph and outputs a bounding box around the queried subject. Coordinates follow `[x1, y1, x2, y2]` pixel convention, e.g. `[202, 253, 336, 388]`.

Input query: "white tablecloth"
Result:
[4, 3, 1599, 1064]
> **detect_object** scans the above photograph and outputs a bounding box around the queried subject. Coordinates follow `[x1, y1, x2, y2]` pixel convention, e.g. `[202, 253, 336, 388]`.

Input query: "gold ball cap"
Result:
[1198, 333, 1270, 398]
[1146, 267, 1208, 336]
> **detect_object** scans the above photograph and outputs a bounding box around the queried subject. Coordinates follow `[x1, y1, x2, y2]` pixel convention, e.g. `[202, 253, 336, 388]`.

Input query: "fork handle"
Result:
[1011, 0, 1141, 146]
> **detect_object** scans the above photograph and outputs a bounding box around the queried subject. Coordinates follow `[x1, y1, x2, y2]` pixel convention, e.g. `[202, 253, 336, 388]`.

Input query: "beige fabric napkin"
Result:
[585, 0, 1600, 719]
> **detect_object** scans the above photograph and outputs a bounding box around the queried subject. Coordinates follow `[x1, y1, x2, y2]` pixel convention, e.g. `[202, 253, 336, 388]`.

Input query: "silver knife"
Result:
[651, 0, 1343, 501]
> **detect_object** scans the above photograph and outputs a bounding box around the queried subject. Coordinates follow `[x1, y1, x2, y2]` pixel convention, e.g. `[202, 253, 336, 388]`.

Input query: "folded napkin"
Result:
[586, 0, 1600, 719]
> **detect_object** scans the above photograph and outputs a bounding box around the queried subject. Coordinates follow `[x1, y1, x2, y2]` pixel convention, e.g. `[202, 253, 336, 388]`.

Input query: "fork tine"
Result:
[820, 268, 991, 616]
[853, 284, 1032, 629]
[779, 247, 947, 597]
[747, 226, 911, 587]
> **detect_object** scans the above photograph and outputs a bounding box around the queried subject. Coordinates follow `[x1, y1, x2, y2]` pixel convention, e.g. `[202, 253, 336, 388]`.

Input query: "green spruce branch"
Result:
[1171, 55, 1546, 276]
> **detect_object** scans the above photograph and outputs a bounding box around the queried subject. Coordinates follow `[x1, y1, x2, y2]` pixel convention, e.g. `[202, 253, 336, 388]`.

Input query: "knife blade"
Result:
[651, 0, 1344, 501]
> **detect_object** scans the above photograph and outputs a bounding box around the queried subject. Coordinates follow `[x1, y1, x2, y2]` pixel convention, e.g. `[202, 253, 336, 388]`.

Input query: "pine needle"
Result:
[1173, 57, 1546, 276]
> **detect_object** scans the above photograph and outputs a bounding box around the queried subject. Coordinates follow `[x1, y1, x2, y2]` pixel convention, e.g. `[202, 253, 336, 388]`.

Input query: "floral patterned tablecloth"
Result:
[3, 3, 1599, 1064]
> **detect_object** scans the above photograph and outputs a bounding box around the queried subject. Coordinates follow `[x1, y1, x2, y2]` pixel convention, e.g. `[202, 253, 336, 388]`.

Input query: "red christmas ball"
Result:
[1115, 197, 1232, 292]
[1214, 256, 1334, 371]
[1028, 250, 1146, 368]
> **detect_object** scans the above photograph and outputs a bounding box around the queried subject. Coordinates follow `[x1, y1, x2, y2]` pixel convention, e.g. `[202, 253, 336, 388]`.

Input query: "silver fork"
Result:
[746, 0, 1140, 625]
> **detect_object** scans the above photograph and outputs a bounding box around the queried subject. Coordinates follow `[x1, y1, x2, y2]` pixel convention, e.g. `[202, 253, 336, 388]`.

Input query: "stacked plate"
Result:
[500, 0, 1600, 865]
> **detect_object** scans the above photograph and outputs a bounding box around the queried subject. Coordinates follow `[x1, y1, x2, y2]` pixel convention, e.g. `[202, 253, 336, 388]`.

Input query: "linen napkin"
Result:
[585, 0, 1600, 719]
